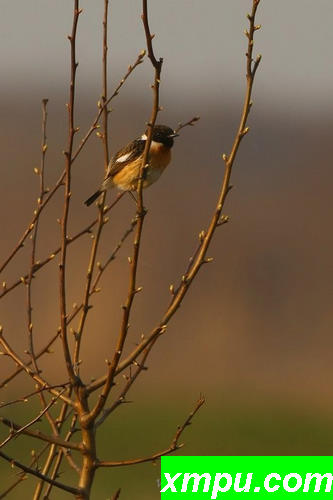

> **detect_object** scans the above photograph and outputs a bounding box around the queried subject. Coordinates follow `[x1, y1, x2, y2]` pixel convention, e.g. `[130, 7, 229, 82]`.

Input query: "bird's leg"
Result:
[128, 191, 138, 204]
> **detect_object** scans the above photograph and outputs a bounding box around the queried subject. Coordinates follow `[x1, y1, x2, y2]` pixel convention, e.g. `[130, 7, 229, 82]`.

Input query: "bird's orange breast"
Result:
[112, 142, 172, 191]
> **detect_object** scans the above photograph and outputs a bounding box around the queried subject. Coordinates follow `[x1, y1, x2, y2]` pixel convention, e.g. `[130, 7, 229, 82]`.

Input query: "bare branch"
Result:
[101, 0, 110, 169]
[86, 0, 162, 424]
[58, 0, 81, 386]
[0, 192, 125, 302]
[0, 443, 50, 499]
[42, 415, 80, 498]
[97, 397, 205, 467]
[0, 450, 80, 496]
[96, 339, 156, 427]
[0, 393, 61, 449]
[174, 116, 200, 134]
[0, 329, 74, 406]
[32, 402, 79, 499]
[112, 489, 121, 500]
[0, 383, 69, 409]
[73, 0, 111, 374]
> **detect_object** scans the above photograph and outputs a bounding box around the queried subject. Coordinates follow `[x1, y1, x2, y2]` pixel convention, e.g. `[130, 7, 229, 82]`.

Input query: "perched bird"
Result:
[85, 124, 178, 206]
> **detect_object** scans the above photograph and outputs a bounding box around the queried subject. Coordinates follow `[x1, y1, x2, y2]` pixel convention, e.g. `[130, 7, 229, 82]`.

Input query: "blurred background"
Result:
[0, 0, 333, 498]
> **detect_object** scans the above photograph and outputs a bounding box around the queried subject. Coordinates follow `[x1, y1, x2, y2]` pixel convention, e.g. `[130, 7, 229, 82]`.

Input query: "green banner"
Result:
[161, 456, 333, 498]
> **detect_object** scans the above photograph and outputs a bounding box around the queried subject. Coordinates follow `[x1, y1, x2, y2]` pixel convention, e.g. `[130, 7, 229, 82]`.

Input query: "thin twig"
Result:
[96, 338, 156, 427]
[59, 0, 81, 386]
[42, 414, 79, 498]
[0, 450, 80, 496]
[73, 0, 111, 374]
[0, 443, 50, 499]
[24, 98, 66, 460]
[72, 49, 145, 164]
[0, 416, 81, 452]
[32, 402, 78, 499]
[174, 116, 200, 134]
[85, 0, 162, 425]
[111, 489, 121, 500]
[97, 397, 205, 467]
[0, 192, 125, 302]
[101, 0, 110, 169]
[0, 329, 74, 406]
[0, 392, 62, 449]
[26, 99, 48, 373]
[0, 383, 69, 409]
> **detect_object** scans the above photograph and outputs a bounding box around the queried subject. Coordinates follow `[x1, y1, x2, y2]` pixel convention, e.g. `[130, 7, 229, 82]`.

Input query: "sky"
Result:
[1, 0, 332, 113]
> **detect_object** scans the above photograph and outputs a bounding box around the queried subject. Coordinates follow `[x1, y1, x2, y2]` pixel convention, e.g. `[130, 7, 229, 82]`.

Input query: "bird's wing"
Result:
[106, 139, 146, 179]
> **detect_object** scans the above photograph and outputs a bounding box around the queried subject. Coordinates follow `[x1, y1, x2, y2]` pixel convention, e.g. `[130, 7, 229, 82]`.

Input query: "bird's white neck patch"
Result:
[141, 134, 163, 150]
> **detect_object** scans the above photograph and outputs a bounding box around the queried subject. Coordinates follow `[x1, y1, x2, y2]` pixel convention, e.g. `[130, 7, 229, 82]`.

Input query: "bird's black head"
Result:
[145, 124, 178, 148]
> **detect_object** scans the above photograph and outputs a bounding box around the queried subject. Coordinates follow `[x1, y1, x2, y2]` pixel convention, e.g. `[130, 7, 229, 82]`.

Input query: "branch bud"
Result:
[204, 257, 214, 264]
[219, 214, 230, 225]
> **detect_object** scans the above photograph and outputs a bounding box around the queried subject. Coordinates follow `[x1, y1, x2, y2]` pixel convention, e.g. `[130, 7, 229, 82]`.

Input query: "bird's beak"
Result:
[169, 132, 179, 138]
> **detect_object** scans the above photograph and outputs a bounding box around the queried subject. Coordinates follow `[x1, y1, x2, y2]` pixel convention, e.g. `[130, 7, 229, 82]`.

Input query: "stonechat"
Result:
[85, 124, 178, 206]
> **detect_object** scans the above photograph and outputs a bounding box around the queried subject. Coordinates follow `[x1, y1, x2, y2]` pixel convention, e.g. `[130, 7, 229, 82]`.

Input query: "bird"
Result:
[84, 124, 178, 206]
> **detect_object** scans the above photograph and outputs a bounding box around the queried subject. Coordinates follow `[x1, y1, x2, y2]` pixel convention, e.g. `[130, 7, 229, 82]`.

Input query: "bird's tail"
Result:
[84, 190, 102, 206]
